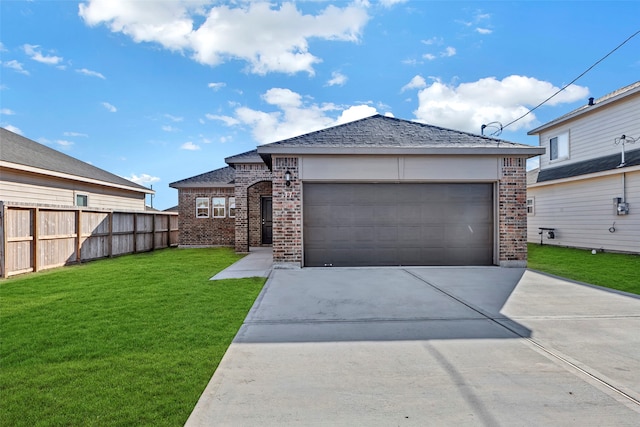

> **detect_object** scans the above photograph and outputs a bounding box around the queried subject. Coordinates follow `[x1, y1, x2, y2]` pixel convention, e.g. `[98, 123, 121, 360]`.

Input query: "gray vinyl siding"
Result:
[1, 169, 146, 211]
[538, 92, 640, 170]
[527, 171, 640, 253]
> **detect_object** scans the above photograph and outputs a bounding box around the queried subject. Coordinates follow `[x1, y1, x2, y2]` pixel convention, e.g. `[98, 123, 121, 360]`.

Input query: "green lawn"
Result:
[1, 248, 265, 427]
[528, 243, 640, 295]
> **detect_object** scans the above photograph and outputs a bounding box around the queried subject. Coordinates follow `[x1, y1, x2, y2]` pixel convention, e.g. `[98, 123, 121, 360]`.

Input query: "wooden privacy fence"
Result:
[0, 203, 179, 278]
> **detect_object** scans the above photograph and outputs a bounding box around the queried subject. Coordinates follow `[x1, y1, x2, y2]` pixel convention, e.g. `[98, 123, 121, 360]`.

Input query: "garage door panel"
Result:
[303, 183, 493, 266]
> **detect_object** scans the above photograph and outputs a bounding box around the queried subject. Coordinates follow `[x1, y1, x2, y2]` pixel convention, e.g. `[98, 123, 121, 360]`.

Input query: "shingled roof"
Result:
[534, 148, 640, 183]
[528, 81, 640, 135]
[169, 166, 235, 188]
[1, 127, 151, 193]
[257, 114, 543, 167]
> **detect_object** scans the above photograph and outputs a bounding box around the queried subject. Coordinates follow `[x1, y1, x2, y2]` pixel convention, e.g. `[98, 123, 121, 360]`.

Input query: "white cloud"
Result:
[422, 53, 436, 61]
[102, 102, 117, 112]
[77, 68, 105, 79]
[208, 82, 226, 91]
[55, 140, 74, 147]
[4, 125, 22, 134]
[326, 71, 348, 87]
[379, 0, 408, 8]
[125, 173, 160, 185]
[205, 114, 240, 126]
[212, 87, 380, 144]
[162, 125, 179, 132]
[476, 27, 492, 35]
[413, 75, 589, 133]
[2, 60, 29, 75]
[401, 75, 427, 92]
[79, 0, 369, 75]
[164, 114, 183, 122]
[442, 46, 456, 57]
[1, 108, 15, 115]
[334, 105, 378, 125]
[63, 131, 88, 137]
[23, 44, 63, 65]
[0, 42, 6, 52]
[180, 141, 200, 150]
[421, 37, 441, 46]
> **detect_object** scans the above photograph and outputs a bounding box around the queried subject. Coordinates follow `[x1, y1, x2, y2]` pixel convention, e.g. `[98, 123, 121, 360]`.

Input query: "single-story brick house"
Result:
[170, 115, 544, 268]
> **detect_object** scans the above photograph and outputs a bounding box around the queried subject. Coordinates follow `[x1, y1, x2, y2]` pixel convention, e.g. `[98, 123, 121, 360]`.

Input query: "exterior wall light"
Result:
[284, 170, 292, 187]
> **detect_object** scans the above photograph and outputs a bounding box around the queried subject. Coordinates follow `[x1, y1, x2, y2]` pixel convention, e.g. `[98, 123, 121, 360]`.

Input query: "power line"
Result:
[500, 29, 640, 132]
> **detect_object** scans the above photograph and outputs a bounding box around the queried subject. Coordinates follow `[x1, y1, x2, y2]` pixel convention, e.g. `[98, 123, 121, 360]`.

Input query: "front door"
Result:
[261, 197, 273, 245]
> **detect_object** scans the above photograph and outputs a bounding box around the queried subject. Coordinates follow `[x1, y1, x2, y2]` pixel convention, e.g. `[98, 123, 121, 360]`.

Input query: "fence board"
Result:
[1, 204, 178, 277]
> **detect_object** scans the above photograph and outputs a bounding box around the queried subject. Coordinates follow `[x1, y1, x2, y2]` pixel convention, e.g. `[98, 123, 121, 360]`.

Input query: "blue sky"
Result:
[1, 1, 639, 210]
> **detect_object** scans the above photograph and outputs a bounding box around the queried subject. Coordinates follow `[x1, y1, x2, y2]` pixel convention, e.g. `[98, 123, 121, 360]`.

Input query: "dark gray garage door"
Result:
[303, 183, 494, 267]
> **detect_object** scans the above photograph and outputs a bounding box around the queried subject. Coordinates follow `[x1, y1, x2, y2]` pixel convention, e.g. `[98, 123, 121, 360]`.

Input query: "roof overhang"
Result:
[257, 146, 545, 168]
[169, 182, 235, 189]
[528, 164, 640, 188]
[1, 161, 154, 195]
[528, 83, 640, 135]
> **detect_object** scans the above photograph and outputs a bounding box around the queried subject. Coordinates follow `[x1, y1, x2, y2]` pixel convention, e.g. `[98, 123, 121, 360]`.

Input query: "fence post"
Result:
[133, 213, 138, 254]
[108, 211, 113, 258]
[32, 207, 39, 272]
[1, 202, 6, 278]
[76, 209, 82, 264]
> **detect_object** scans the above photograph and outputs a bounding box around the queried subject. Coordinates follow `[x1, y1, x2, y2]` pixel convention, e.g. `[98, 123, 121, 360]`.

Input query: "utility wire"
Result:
[500, 29, 640, 132]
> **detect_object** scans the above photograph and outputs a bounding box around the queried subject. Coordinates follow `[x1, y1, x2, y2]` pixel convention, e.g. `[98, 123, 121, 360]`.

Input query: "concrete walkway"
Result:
[210, 247, 273, 280]
[188, 267, 640, 426]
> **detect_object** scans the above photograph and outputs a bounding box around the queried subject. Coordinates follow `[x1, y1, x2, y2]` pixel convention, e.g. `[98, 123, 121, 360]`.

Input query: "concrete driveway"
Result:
[186, 267, 640, 426]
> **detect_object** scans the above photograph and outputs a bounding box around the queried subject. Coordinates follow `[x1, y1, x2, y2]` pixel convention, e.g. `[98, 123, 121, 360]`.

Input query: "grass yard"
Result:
[528, 243, 640, 295]
[1, 248, 265, 427]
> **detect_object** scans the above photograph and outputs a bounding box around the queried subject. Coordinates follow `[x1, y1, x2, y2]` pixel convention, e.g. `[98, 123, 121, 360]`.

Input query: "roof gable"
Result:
[257, 115, 543, 167]
[262, 114, 528, 149]
[528, 81, 640, 135]
[169, 166, 235, 188]
[1, 128, 151, 193]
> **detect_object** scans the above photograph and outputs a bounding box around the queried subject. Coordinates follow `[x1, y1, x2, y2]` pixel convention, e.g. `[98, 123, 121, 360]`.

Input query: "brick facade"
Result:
[234, 163, 273, 253]
[177, 187, 235, 246]
[271, 156, 302, 266]
[498, 157, 528, 267]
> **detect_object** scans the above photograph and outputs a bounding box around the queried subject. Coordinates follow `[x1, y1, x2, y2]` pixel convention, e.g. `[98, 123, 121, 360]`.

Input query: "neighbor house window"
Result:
[75, 194, 88, 207]
[526, 197, 535, 215]
[228, 197, 236, 218]
[212, 197, 226, 218]
[195, 197, 210, 218]
[550, 132, 569, 161]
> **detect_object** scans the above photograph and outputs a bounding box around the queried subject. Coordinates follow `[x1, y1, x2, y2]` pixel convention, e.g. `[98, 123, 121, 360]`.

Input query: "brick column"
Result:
[272, 156, 302, 266]
[498, 157, 528, 267]
[234, 163, 273, 253]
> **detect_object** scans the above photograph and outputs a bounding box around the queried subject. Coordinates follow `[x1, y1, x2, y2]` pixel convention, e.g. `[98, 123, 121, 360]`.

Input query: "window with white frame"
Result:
[228, 197, 236, 218]
[549, 132, 569, 161]
[195, 197, 210, 218]
[212, 197, 226, 218]
[75, 193, 88, 207]
[526, 197, 535, 215]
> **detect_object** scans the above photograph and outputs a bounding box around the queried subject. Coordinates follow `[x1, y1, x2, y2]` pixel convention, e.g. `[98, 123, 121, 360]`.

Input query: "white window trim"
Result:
[212, 197, 226, 218]
[549, 131, 570, 163]
[526, 197, 535, 215]
[195, 197, 210, 218]
[228, 197, 236, 218]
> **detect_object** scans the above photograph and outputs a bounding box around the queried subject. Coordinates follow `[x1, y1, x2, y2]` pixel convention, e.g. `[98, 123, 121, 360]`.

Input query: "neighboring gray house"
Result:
[172, 114, 543, 267]
[527, 81, 640, 253]
[0, 128, 153, 210]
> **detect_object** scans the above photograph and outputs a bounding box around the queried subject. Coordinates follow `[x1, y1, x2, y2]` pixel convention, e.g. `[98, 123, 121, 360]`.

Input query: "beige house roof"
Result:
[1, 127, 153, 195]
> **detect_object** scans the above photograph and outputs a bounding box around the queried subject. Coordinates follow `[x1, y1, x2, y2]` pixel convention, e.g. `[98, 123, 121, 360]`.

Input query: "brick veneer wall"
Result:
[234, 164, 273, 253]
[248, 181, 272, 247]
[271, 156, 302, 265]
[177, 187, 235, 246]
[498, 157, 528, 267]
